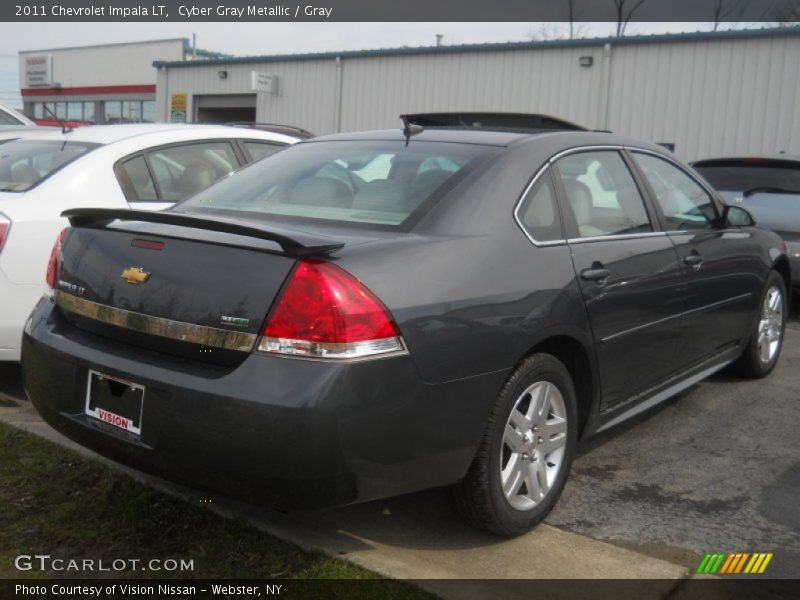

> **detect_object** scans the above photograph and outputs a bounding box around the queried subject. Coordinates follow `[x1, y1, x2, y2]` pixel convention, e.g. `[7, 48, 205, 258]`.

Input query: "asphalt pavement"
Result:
[1, 321, 798, 583]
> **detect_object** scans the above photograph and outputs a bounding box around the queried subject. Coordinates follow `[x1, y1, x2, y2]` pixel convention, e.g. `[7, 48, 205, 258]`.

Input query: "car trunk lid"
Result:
[54, 209, 345, 365]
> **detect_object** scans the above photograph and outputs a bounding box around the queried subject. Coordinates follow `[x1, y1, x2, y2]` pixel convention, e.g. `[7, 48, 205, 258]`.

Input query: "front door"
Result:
[553, 149, 685, 410]
[629, 152, 758, 366]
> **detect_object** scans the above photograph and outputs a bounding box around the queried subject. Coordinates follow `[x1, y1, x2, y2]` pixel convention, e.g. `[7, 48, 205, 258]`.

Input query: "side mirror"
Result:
[722, 204, 757, 227]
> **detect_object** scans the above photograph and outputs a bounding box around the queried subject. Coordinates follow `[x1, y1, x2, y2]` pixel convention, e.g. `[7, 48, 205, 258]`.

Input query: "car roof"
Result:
[18, 123, 299, 145]
[312, 128, 539, 146]
[309, 127, 666, 153]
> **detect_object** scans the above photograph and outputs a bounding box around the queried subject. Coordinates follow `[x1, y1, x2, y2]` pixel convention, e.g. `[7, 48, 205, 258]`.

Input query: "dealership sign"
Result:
[24, 55, 52, 87]
[170, 93, 187, 123]
[251, 71, 279, 95]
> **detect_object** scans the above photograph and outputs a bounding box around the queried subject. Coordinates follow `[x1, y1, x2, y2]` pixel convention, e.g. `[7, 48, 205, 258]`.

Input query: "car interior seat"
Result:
[562, 178, 605, 237]
[178, 162, 216, 196]
[289, 176, 354, 208]
[10, 163, 41, 185]
[352, 179, 406, 213]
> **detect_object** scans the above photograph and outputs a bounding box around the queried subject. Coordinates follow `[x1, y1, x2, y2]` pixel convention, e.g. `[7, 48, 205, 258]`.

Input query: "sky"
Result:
[0, 21, 741, 107]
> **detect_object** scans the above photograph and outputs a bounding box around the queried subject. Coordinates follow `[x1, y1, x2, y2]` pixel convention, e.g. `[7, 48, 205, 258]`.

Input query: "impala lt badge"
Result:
[120, 267, 151, 285]
[221, 315, 250, 328]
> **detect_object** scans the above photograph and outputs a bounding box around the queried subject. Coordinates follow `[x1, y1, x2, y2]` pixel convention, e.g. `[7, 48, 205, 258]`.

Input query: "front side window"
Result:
[146, 141, 239, 202]
[178, 140, 499, 229]
[0, 140, 98, 192]
[555, 151, 652, 238]
[517, 170, 563, 242]
[632, 153, 717, 231]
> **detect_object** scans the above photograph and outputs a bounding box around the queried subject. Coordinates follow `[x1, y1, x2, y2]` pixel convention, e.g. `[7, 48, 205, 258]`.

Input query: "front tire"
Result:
[732, 270, 787, 379]
[450, 353, 578, 536]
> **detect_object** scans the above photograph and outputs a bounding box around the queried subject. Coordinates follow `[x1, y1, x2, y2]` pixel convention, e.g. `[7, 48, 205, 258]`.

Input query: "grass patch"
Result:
[0, 422, 431, 596]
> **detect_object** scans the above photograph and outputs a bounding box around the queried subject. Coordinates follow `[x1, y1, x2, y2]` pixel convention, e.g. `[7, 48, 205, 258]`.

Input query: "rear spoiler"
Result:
[61, 208, 344, 258]
[400, 112, 586, 132]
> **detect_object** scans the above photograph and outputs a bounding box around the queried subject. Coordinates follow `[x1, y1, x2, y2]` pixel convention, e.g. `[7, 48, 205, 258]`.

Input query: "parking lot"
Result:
[1, 318, 798, 582]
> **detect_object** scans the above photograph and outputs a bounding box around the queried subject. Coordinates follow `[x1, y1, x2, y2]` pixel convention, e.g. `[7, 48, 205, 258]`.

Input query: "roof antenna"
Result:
[43, 104, 73, 135]
[401, 115, 423, 147]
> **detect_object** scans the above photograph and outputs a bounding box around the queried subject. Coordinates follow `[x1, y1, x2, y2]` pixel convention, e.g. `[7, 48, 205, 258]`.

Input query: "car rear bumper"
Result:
[0, 268, 47, 361]
[22, 299, 503, 508]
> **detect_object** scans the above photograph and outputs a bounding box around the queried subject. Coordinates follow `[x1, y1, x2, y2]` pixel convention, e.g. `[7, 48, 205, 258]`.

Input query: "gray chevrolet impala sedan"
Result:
[22, 116, 789, 535]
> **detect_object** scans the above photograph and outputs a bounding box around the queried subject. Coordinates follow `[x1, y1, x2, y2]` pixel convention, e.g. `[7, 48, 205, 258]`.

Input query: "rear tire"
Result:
[732, 270, 787, 379]
[450, 353, 578, 536]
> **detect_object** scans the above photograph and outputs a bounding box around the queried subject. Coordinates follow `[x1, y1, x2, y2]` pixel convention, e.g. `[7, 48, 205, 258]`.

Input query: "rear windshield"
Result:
[694, 160, 800, 192]
[0, 140, 98, 192]
[178, 140, 500, 229]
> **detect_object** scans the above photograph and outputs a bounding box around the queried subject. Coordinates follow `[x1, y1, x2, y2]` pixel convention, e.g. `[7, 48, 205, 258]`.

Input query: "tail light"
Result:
[45, 228, 69, 289]
[258, 259, 406, 359]
[0, 214, 9, 254]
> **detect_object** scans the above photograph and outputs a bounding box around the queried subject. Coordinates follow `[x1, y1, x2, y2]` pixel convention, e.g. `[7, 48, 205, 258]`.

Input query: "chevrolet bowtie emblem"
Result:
[120, 267, 151, 285]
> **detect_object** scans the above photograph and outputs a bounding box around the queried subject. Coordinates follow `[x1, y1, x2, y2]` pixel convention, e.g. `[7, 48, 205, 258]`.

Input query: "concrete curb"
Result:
[0, 397, 692, 597]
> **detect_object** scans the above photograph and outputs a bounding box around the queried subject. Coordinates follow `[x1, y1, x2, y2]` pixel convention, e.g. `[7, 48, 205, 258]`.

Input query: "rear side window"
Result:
[517, 170, 563, 242]
[179, 140, 499, 229]
[243, 141, 284, 162]
[115, 141, 241, 203]
[554, 151, 652, 238]
[632, 153, 717, 231]
[147, 141, 239, 202]
[0, 140, 97, 192]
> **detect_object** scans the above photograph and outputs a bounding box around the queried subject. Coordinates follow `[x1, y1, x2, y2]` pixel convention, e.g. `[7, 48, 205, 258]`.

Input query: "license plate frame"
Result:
[84, 370, 145, 436]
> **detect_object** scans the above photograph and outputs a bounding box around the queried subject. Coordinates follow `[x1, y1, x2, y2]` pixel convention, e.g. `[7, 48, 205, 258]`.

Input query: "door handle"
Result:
[683, 252, 703, 267]
[580, 266, 611, 282]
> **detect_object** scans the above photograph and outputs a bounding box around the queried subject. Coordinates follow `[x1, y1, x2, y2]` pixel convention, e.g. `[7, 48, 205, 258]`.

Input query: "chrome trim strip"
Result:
[512, 144, 686, 248]
[567, 232, 667, 244]
[601, 292, 753, 344]
[257, 336, 409, 362]
[54, 290, 258, 352]
[597, 359, 733, 433]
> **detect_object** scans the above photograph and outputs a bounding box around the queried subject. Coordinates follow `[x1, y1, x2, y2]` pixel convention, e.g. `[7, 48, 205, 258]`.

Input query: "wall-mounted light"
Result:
[579, 56, 593, 67]
[218, 70, 228, 79]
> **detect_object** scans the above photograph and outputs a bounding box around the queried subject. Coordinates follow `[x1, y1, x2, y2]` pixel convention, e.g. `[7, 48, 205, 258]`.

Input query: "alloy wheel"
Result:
[500, 381, 568, 511]
[758, 286, 783, 365]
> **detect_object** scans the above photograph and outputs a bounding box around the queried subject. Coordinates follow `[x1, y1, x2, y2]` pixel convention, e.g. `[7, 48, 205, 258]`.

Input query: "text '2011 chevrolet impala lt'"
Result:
[21, 114, 789, 535]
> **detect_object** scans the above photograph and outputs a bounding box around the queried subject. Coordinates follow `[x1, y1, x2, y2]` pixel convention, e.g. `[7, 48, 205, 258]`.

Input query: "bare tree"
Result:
[711, 0, 749, 31]
[771, 0, 800, 25]
[613, 0, 648, 37]
[527, 23, 569, 41]
[565, 0, 589, 39]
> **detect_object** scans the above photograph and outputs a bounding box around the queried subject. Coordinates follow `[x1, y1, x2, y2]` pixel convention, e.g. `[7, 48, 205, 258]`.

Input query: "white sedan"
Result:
[0, 123, 298, 361]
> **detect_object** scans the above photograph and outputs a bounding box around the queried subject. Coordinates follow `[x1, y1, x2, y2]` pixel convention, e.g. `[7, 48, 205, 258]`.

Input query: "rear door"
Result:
[553, 149, 686, 410]
[629, 151, 759, 366]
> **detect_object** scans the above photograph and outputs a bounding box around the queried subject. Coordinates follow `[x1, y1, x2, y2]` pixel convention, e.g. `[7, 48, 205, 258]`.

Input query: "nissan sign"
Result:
[24, 55, 52, 87]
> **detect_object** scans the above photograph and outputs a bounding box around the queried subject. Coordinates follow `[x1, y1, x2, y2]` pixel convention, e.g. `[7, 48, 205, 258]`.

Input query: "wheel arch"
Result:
[519, 334, 597, 439]
[772, 257, 791, 306]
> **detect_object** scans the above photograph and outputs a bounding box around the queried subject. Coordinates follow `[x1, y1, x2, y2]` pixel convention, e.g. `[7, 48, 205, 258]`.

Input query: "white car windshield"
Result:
[0, 140, 99, 192]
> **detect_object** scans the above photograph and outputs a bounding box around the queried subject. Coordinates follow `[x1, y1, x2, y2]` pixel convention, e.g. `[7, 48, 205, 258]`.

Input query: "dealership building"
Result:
[152, 27, 800, 161]
[18, 38, 226, 125]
